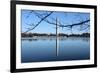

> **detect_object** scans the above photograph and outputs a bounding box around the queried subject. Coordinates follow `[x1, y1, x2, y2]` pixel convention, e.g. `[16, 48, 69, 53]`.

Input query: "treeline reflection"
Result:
[21, 36, 90, 42]
[21, 33, 90, 42]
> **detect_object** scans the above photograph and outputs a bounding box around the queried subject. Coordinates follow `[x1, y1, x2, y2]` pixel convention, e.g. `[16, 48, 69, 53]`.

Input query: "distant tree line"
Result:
[21, 33, 90, 37]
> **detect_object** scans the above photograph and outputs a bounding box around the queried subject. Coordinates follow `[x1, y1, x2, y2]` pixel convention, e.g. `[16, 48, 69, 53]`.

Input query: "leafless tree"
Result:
[24, 10, 90, 34]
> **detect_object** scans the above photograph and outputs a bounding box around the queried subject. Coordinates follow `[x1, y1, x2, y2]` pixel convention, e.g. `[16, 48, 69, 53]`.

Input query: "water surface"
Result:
[21, 37, 90, 63]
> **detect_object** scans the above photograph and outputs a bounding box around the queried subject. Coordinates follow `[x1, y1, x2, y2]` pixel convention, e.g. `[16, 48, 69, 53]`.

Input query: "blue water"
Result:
[21, 37, 90, 63]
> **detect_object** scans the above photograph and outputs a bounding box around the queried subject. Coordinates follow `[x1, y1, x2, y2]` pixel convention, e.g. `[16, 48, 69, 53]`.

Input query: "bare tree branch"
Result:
[33, 11, 90, 28]
[33, 11, 90, 27]
[25, 10, 90, 33]
[25, 11, 53, 33]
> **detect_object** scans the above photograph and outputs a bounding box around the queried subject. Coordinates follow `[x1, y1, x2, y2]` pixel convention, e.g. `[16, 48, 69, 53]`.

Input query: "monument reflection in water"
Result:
[21, 37, 90, 63]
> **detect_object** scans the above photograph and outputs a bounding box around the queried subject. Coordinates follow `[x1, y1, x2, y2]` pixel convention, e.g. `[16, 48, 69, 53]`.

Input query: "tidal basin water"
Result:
[21, 37, 90, 63]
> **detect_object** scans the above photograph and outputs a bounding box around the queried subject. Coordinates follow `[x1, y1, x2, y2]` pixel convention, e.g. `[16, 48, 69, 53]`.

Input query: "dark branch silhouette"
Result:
[24, 10, 90, 33]
[25, 11, 53, 33]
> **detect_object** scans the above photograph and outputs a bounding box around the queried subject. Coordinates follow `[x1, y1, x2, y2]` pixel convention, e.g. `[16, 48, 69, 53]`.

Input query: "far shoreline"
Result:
[21, 33, 90, 38]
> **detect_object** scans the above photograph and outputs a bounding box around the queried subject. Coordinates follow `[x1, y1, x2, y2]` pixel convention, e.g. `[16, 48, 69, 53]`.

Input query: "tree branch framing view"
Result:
[21, 10, 90, 37]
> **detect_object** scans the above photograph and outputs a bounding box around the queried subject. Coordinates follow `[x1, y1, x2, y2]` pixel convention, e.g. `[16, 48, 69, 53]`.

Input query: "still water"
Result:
[21, 37, 90, 63]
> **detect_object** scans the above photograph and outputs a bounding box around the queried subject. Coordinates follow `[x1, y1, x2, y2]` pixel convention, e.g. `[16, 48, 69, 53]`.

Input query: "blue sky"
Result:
[21, 9, 90, 34]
